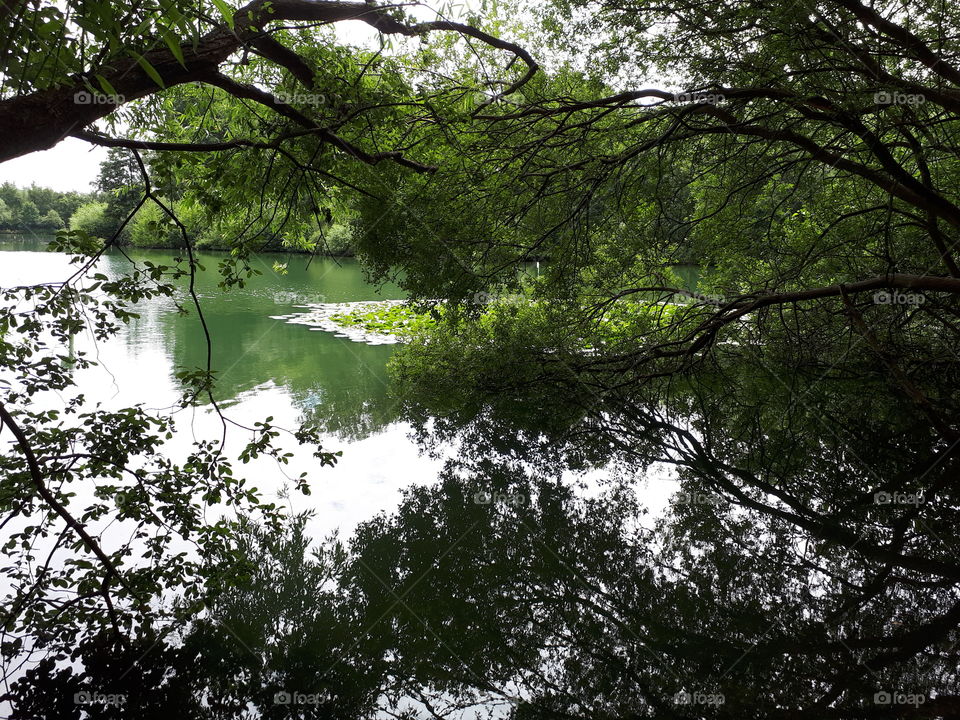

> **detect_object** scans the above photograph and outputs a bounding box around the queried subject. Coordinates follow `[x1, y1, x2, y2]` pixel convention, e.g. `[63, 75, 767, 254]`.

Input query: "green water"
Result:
[0, 238, 704, 443]
[0, 238, 439, 532]
[131, 247, 406, 440]
[0, 238, 686, 532]
[0, 236, 406, 439]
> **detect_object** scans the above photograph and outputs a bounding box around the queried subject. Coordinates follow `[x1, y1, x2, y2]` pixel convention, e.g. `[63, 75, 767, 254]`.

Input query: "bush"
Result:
[39, 209, 64, 230]
[0, 198, 11, 228]
[68, 201, 112, 240]
[311, 222, 355, 255]
[16, 199, 40, 227]
[129, 202, 182, 248]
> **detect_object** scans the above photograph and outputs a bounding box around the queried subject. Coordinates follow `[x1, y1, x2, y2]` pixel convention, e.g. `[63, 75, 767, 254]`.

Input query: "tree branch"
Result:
[0, 0, 537, 165]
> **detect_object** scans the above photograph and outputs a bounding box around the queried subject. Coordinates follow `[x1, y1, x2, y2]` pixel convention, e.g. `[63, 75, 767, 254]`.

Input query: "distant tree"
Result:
[15, 198, 39, 227]
[38, 208, 64, 230]
[91, 148, 142, 241]
[128, 199, 186, 248]
[94, 148, 139, 196]
[24, 184, 58, 216]
[50, 191, 87, 223]
[68, 200, 111, 239]
[0, 184, 92, 231]
[0, 182, 19, 209]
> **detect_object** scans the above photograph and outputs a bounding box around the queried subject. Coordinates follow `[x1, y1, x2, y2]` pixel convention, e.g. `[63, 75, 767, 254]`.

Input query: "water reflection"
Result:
[9, 240, 954, 717]
[99, 248, 405, 440]
[0, 239, 442, 538]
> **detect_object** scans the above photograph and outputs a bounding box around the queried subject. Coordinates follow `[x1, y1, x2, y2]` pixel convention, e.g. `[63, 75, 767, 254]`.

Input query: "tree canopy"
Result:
[3, 0, 960, 717]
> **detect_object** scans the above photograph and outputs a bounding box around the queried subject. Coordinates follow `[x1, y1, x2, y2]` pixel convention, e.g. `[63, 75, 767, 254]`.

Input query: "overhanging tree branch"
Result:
[0, 0, 537, 165]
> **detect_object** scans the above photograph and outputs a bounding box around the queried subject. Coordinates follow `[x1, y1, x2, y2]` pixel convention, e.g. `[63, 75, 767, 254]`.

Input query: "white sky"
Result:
[0, 137, 107, 192]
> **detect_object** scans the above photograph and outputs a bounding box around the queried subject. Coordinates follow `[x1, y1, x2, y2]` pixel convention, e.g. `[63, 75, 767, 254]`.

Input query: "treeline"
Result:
[0, 183, 83, 233]
[2, 148, 357, 255]
[113, 199, 357, 255]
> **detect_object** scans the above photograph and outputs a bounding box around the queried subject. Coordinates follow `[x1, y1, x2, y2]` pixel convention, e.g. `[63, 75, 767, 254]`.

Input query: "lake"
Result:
[0, 237, 454, 538]
[4, 238, 945, 717]
[0, 236, 677, 545]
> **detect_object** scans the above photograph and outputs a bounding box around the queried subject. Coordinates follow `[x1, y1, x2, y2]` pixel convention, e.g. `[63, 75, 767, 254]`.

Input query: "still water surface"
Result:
[1, 236, 675, 541]
[0, 237, 449, 537]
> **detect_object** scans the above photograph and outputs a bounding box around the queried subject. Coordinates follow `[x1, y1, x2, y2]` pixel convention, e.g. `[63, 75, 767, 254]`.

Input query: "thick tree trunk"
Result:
[0, 30, 236, 163]
[0, 0, 430, 162]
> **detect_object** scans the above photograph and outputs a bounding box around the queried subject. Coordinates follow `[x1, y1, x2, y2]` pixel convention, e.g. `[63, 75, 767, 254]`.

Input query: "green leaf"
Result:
[211, 0, 235, 29]
[94, 74, 118, 97]
[160, 30, 186, 68]
[132, 52, 165, 89]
